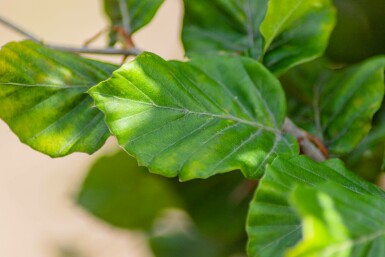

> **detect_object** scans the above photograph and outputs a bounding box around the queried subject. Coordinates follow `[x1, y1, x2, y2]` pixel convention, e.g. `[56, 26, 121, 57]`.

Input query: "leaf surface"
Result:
[182, 0, 336, 75]
[90, 52, 298, 180]
[282, 57, 385, 155]
[260, 0, 336, 74]
[0, 41, 116, 157]
[288, 183, 385, 257]
[247, 156, 385, 257]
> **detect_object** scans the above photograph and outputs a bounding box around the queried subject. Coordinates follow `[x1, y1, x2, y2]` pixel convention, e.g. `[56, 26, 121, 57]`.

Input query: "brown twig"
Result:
[0, 16, 142, 56]
[83, 26, 110, 47]
[283, 118, 329, 162]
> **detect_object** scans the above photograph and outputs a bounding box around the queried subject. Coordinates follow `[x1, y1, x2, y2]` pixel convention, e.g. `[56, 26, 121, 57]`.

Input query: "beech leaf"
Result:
[90, 52, 298, 180]
[0, 41, 117, 157]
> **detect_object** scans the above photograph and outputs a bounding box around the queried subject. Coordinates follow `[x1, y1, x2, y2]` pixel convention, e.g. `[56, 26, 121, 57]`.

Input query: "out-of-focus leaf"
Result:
[282, 56, 385, 155]
[78, 150, 250, 255]
[288, 183, 385, 257]
[345, 121, 385, 181]
[149, 209, 246, 257]
[103, 0, 164, 46]
[90, 52, 298, 181]
[150, 229, 224, 257]
[247, 155, 385, 257]
[0, 40, 116, 157]
[182, 0, 336, 75]
[77, 151, 181, 230]
[327, 0, 385, 63]
[175, 172, 252, 242]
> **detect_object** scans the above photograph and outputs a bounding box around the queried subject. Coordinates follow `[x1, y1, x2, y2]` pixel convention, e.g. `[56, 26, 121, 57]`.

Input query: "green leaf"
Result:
[282, 57, 385, 155]
[247, 155, 385, 257]
[182, 0, 336, 75]
[150, 227, 243, 257]
[77, 151, 181, 230]
[261, 0, 336, 75]
[90, 52, 298, 180]
[182, 0, 268, 59]
[0, 41, 117, 157]
[288, 183, 385, 257]
[104, 0, 164, 46]
[173, 171, 252, 242]
[79, 156, 250, 240]
[78, 150, 249, 255]
[345, 121, 385, 181]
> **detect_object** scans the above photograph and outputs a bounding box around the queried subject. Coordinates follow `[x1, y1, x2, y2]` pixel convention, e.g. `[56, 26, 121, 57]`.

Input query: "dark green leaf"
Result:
[174, 172, 252, 242]
[260, 0, 336, 75]
[150, 228, 225, 257]
[182, 0, 268, 59]
[182, 0, 336, 75]
[90, 52, 298, 180]
[77, 151, 181, 230]
[247, 156, 385, 257]
[345, 121, 385, 181]
[327, 0, 385, 63]
[104, 0, 164, 46]
[0, 41, 116, 157]
[288, 183, 385, 257]
[78, 150, 249, 254]
[282, 57, 385, 155]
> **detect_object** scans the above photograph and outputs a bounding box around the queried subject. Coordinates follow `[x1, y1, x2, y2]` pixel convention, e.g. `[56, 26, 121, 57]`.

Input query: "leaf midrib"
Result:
[93, 92, 280, 133]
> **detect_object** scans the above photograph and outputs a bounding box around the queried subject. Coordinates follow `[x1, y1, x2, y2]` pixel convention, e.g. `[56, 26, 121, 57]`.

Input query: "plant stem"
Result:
[0, 16, 41, 43]
[0, 16, 142, 56]
[46, 44, 142, 56]
[118, 0, 132, 35]
[283, 118, 328, 162]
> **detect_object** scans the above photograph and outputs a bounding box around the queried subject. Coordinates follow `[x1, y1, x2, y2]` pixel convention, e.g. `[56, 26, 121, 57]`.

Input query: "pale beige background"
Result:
[0, 0, 183, 256]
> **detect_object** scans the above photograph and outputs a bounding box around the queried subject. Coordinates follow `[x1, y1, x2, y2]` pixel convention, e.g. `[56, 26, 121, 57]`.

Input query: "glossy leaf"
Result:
[0, 41, 116, 157]
[282, 57, 385, 155]
[182, 0, 336, 75]
[77, 151, 181, 230]
[247, 156, 385, 257]
[90, 52, 298, 180]
[103, 0, 164, 46]
[288, 183, 385, 257]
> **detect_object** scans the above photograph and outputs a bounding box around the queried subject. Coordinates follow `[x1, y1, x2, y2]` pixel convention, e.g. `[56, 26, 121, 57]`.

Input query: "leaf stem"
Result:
[313, 85, 322, 138]
[0, 16, 41, 43]
[0, 16, 142, 56]
[118, 0, 132, 35]
[45, 44, 142, 56]
[283, 118, 328, 162]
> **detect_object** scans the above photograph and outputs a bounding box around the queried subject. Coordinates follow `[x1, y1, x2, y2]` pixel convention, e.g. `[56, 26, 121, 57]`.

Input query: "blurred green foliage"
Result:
[77, 151, 251, 257]
[327, 0, 385, 62]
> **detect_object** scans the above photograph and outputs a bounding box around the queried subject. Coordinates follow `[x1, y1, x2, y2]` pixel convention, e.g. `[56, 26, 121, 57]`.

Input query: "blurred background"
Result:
[0, 0, 183, 256]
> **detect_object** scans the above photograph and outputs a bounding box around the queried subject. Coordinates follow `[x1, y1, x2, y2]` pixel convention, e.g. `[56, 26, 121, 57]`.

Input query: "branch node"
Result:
[283, 118, 328, 162]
